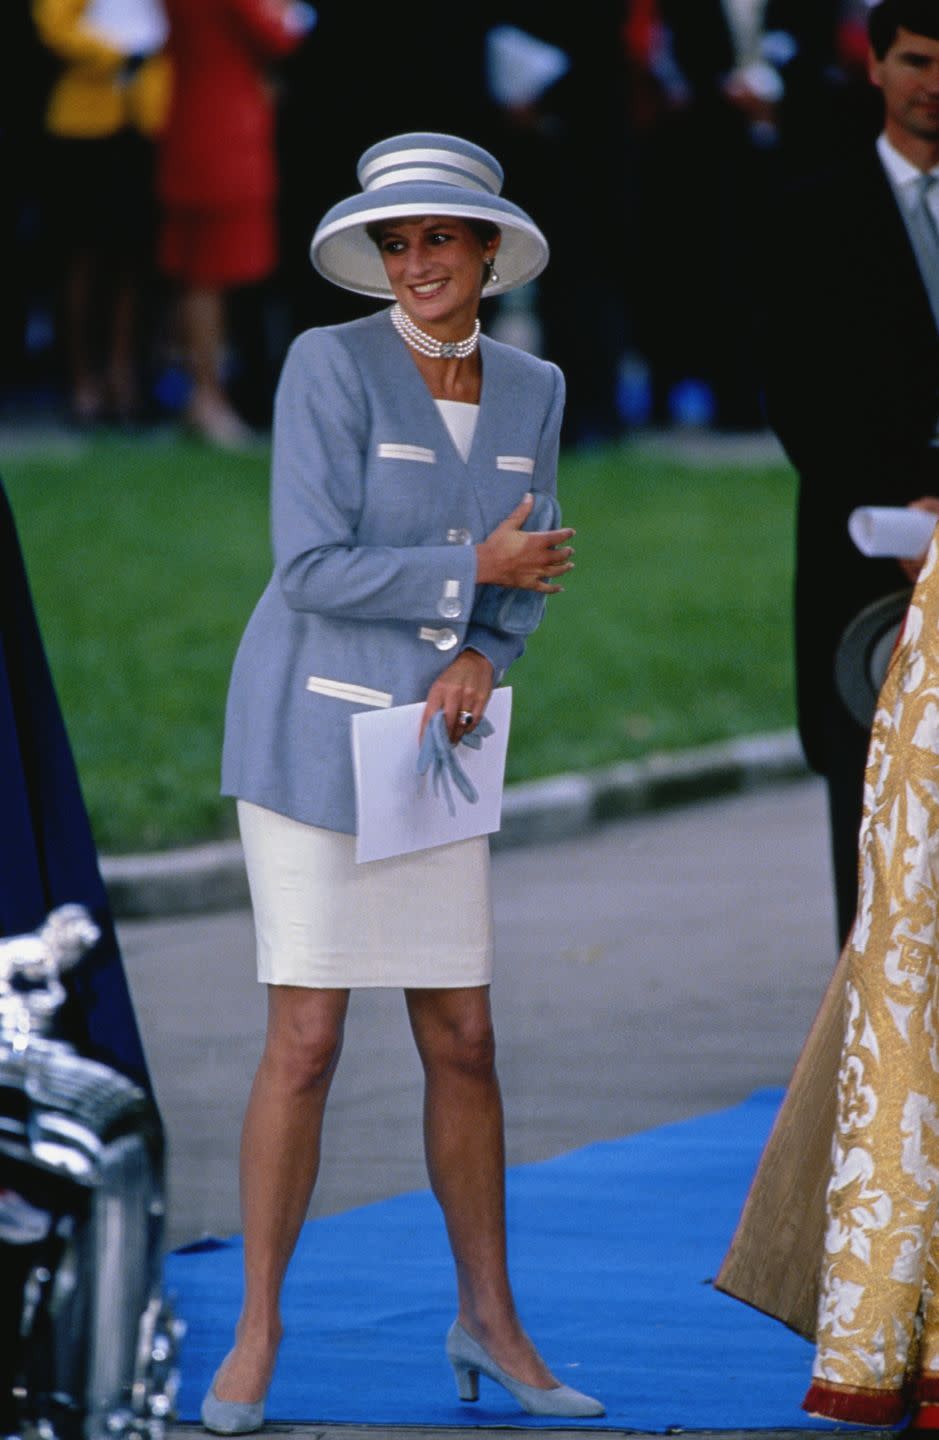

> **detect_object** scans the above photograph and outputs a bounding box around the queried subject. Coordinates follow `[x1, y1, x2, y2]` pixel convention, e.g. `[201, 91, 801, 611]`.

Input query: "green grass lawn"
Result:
[2, 433, 796, 853]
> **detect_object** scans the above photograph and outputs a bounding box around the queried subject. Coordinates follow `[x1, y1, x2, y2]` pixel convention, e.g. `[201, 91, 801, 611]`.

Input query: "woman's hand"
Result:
[475, 493, 575, 591]
[420, 649, 495, 744]
[898, 497, 939, 584]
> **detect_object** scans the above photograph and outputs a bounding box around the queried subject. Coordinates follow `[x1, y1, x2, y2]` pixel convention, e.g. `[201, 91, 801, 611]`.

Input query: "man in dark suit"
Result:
[764, 0, 939, 944]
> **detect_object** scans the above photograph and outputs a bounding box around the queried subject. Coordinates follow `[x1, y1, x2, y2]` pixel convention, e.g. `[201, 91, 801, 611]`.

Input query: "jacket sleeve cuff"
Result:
[461, 625, 525, 683]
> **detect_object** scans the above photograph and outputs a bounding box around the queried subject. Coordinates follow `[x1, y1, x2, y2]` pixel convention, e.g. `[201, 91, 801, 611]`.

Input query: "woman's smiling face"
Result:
[376, 216, 500, 337]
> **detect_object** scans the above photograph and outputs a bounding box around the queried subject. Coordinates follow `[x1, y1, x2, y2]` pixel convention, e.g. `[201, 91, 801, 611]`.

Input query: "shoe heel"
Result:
[451, 1358, 479, 1402]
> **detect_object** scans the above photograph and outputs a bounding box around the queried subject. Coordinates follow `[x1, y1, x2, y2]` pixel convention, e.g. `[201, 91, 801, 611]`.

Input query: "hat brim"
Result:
[310, 184, 549, 298]
[834, 589, 912, 729]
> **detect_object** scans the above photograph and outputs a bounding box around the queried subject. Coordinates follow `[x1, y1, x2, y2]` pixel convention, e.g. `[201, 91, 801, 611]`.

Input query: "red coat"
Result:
[158, 0, 302, 210]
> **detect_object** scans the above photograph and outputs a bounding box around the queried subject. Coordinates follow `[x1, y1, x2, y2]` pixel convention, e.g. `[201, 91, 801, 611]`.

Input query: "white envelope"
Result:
[352, 688, 512, 864]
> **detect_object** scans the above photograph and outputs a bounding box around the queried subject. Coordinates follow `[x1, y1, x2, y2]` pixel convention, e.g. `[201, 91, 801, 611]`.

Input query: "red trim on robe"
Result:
[803, 1380, 908, 1425]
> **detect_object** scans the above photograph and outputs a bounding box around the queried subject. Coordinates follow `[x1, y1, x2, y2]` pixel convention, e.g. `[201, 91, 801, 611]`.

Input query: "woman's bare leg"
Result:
[64, 248, 103, 421]
[105, 263, 140, 420]
[178, 285, 250, 445]
[405, 986, 556, 1388]
[213, 985, 350, 1402]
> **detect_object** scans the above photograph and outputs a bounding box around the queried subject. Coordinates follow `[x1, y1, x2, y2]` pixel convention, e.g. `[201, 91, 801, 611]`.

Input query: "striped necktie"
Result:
[915, 173, 939, 240]
[906, 172, 939, 332]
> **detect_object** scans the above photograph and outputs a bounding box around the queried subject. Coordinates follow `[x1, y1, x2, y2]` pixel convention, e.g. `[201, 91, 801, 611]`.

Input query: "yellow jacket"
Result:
[34, 0, 170, 138]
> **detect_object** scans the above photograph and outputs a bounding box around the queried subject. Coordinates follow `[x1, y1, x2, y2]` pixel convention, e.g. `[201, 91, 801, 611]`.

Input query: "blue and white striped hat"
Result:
[310, 132, 549, 298]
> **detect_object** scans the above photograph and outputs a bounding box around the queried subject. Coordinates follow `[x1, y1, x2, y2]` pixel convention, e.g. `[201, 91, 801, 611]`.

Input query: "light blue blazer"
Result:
[221, 307, 565, 833]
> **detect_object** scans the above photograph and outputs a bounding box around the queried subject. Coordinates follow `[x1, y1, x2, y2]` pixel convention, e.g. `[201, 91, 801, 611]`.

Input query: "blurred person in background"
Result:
[32, 0, 170, 427]
[1, 6, 58, 412]
[634, 0, 842, 430]
[156, 0, 313, 448]
[761, 0, 939, 945]
[482, 8, 634, 448]
[274, 3, 489, 337]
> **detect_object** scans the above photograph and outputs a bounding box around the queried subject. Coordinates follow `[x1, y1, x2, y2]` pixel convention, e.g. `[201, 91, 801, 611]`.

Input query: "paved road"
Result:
[119, 777, 838, 1251]
[131, 776, 869, 1438]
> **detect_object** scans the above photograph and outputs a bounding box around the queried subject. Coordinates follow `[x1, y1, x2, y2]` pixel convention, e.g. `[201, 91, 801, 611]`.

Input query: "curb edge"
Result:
[102, 729, 809, 921]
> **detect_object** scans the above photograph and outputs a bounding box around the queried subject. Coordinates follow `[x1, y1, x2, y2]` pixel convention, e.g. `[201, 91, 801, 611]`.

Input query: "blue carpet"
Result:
[165, 1089, 833, 1430]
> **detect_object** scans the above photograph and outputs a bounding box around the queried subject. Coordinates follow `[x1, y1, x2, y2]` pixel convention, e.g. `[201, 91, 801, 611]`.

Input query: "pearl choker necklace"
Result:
[391, 303, 480, 360]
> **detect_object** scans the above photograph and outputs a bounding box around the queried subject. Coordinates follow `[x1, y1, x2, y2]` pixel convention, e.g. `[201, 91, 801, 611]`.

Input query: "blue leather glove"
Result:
[416, 711, 495, 817]
[471, 491, 562, 635]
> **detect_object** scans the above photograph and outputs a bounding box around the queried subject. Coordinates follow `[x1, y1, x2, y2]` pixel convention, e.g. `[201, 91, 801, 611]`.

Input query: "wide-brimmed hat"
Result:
[310, 132, 549, 299]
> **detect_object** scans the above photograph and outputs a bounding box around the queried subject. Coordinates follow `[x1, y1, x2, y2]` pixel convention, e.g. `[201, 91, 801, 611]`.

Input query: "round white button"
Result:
[434, 628, 458, 651]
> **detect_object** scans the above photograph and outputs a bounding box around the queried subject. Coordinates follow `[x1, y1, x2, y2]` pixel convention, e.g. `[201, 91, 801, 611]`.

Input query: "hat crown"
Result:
[356, 132, 504, 198]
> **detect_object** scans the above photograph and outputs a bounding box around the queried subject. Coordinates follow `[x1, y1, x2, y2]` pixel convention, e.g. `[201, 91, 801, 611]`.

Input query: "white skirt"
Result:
[237, 800, 493, 988]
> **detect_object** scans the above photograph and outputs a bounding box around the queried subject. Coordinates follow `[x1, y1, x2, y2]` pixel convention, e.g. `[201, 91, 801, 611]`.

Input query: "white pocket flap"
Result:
[377, 442, 436, 464]
[496, 455, 536, 474]
[306, 676, 393, 708]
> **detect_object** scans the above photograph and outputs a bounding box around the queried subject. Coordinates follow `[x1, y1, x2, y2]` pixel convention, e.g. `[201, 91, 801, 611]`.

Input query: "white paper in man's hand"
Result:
[352, 688, 512, 864]
[848, 506, 938, 558]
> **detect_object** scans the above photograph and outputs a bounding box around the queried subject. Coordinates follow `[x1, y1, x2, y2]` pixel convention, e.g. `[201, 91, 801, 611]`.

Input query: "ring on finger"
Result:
[458, 710, 475, 727]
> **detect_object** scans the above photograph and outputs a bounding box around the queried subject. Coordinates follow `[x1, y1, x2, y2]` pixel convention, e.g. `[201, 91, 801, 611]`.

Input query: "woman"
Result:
[32, 0, 169, 425]
[718, 529, 939, 1432]
[206, 132, 604, 1431]
[156, 0, 312, 447]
